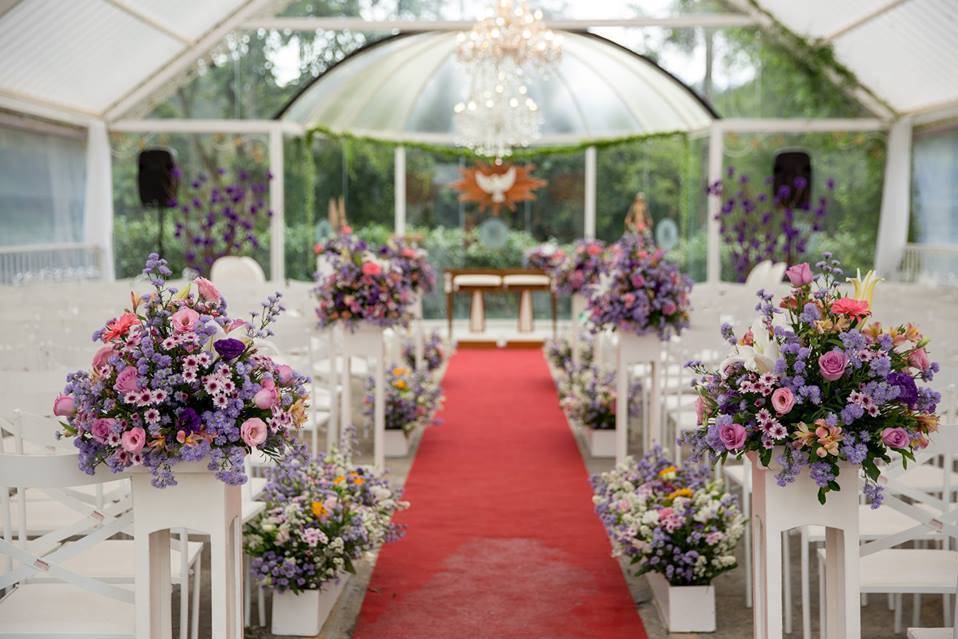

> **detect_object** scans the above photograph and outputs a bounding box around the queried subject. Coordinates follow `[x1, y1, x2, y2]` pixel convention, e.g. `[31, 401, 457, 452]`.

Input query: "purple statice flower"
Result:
[799, 302, 820, 325]
[809, 461, 836, 488]
[377, 237, 437, 295]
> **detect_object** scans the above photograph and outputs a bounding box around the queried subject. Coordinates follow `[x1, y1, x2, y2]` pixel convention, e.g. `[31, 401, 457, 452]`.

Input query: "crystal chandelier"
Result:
[453, 0, 561, 161]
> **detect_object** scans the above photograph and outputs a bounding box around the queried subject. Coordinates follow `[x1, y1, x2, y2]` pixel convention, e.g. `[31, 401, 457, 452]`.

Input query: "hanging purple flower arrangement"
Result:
[707, 166, 835, 283]
[172, 167, 272, 275]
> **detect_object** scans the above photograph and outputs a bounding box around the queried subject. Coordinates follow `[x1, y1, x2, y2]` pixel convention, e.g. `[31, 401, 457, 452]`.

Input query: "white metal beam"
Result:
[716, 118, 887, 133]
[243, 14, 757, 32]
[394, 145, 406, 236]
[0, 90, 99, 127]
[584, 146, 596, 240]
[105, 0, 193, 45]
[823, 0, 911, 42]
[102, 0, 280, 123]
[269, 126, 285, 283]
[110, 118, 304, 135]
[706, 123, 723, 284]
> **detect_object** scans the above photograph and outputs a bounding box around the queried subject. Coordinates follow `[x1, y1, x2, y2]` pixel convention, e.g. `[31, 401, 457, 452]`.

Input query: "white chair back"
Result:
[209, 256, 266, 286]
[745, 260, 772, 288]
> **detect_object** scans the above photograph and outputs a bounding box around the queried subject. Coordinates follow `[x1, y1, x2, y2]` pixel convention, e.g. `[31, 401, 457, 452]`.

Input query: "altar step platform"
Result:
[438, 319, 571, 349]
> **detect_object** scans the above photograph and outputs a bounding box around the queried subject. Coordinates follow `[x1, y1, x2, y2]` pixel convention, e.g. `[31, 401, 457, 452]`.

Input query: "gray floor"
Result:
[175, 358, 950, 638]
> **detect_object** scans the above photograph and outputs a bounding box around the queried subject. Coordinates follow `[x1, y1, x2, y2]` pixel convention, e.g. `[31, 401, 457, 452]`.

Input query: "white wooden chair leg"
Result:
[817, 553, 826, 639]
[800, 527, 810, 639]
[784, 529, 792, 635]
[888, 593, 894, 610]
[244, 555, 251, 626]
[744, 480, 753, 609]
[258, 584, 266, 626]
[893, 593, 902, 634]
[191, 553, 201, 639]
[944, 594, 953, 627]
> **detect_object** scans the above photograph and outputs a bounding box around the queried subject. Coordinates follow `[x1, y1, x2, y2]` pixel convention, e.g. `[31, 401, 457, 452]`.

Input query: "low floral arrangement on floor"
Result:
[364, 365, 444, 434]
[560, 365, 641, 430]
[684, 254, 941, 505]
[587, 232, 693, 339]
[592, 448, 744, 586]
[313, 232, 414, 330]
[402, 330, 447, 373]
[552, 239, 607, 296]
[244, 445, 408, 593]
[378, 237, 436, 296]
[54, 254, 309, 487]
[544, 333, 594, 377]
[524, 242, 566, 273]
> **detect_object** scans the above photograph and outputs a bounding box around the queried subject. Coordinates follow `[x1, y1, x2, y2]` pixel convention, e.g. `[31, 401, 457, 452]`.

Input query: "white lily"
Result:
[847, 269, 882, 306]
[737, 317, 780, 374]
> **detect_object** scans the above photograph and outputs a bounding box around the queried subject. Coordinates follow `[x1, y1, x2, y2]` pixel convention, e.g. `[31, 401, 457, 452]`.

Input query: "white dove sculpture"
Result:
[475, 167, 517, 203]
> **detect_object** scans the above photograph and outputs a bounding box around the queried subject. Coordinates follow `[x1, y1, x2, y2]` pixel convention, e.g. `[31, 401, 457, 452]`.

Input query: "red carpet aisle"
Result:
[353, 349, 648, 639]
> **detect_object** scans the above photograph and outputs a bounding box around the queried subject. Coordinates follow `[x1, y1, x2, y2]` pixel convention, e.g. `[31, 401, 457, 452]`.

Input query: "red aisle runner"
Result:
[353, 349, 648, 639]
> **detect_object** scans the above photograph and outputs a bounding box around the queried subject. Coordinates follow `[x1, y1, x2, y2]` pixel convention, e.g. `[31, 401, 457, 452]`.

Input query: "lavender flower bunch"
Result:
[244, 445, 408, 593]
[552, 239, 607, 295]
[378, 237, 437, 296]
[684, 255, 941, 505]
[707, 166, 835, 283]
[55, 254, 309, 487]
[402, 330, 446, 373]
[545, 333, 594, 378]
[524, 242, 566, 273]
[364, 365, 444, 434]
[587, 232, 693, 339]
[559, 364, 641, 430]
[592, 448, 744, 586]
[313, 233, 414, 331]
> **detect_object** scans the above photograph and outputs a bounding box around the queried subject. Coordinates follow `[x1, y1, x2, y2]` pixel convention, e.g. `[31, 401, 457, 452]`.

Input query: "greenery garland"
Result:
[305, 124, 692, 159]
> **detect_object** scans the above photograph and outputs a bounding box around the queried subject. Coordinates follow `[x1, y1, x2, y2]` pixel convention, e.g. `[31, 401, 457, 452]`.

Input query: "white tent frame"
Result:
[3, 4, 944, 285]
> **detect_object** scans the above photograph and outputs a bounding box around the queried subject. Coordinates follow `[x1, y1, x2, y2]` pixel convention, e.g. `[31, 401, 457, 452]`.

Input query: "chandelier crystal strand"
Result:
[453, 0, 561, 161]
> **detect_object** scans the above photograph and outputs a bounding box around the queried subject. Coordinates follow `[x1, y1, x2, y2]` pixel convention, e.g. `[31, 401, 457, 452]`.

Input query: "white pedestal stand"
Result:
[469, 291, 485, 333]
[132, 463, 242, 639]
[518, 290, 534, 333]
[340, 324, 386, 470]
[749, 452, 860, 639]
[614, 331, 663, 464]
[412, 294, 425, 369]
[570, 294, 587, 368]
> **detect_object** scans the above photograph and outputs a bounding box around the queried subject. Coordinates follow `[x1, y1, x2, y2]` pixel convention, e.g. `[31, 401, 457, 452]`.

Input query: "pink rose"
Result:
[818, 350, 848, 382]
[52, 394, 75, 417]
[881, 427, 910, 449]
[275, 365, 294, 386]
[718, 422, 747, 451]
[695, 396, 706, 425]
[785, 262, 813, 286]
[240, 417, 268, 447]
[120, 426, 146, 453]
[630, 274, 646, 288]
[92, 345, 115, 373]
[194, 277, 221, 303]
[113, 366, 140, 394]
[361, 261, 382, 276]
[253, 379, 279, 409]
[91, 418, 115, 443]
[909, 348, 930, 373]
[771, 387, 795, 415]
[662, 300, 677, 316]
[171, 307, 200, 333]
[622, 292, 636, 306]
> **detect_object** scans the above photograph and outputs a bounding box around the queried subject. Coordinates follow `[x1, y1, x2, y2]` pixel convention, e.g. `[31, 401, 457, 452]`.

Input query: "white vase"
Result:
[384, 428, 409, 457]
[271, 577, 349, 636]
[647, 571, 716, 633]
[586, 427, 615, 458]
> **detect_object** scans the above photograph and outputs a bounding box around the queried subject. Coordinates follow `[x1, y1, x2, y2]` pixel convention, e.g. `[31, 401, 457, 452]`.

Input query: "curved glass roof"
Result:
[279, 31, 716, 144]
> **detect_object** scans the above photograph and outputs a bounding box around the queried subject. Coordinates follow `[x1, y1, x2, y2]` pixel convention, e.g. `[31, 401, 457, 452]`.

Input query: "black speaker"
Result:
[138, 148, 179, 207]
[773, 150, 812, 209]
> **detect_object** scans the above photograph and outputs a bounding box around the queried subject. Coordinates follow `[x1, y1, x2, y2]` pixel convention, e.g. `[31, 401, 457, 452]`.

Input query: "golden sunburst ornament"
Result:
[451, 162, 547, 215]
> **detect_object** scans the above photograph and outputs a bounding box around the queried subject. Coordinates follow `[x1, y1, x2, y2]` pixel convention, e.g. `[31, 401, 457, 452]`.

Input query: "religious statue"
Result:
[625, 192, 652, 234]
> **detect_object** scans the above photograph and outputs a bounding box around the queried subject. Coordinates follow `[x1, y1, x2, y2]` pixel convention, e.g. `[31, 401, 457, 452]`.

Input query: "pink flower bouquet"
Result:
[378, 237, 436, 296]
[552, 239, 607, 296]
[57, 254, 310, 487]
[524, 243, 566, 273]
[314, 233, 414, 330]
[685, 254, 942, 504]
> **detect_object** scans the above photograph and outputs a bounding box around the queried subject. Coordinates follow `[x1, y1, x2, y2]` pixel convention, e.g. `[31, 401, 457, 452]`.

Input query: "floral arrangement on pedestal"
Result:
[244, 445, 408, 593]
[313, 232, 414, 330]
[684, 254, 941, 504]
[592, 447, 744, 586]
[402, 330, 447, 374]
[364, 365, 444, 435]
[552, 239, 607, 295]
[544, 332, 594, 378]
[587, 232, 693, 339]
[560, 365, 641, 431]
[54, 254, 309, 487]
[378, 237, 437, 296]
[707, 166, 836, 283]
[172, 167, 272, 275]
[524, 242, 566, 273]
